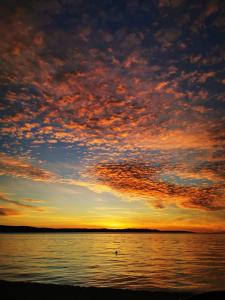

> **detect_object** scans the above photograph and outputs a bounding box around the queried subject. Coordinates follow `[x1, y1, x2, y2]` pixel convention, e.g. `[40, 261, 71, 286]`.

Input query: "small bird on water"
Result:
[115, 251, 118, 255]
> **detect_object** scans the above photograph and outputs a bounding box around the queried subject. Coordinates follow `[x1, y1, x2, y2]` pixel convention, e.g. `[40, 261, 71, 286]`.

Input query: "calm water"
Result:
[0, 233, 225, 291]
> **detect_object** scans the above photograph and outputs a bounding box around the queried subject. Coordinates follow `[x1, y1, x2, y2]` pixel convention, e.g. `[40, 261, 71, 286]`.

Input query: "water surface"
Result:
[0, 233, 225, 291]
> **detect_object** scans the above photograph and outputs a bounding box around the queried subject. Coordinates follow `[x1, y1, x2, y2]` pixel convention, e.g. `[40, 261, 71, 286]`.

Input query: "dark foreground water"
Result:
[0, 233, 225, 292]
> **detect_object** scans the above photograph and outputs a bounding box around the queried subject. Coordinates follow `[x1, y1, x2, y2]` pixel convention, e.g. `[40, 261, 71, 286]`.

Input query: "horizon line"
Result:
[0, 224, 224, 234]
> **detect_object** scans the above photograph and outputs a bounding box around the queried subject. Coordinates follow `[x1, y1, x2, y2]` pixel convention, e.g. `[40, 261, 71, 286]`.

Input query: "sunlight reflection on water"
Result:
[0, 233, 225, 291]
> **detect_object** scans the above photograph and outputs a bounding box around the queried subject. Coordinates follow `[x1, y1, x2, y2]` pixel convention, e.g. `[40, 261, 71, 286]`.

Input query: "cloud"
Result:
[0, 153, 115, 195]
[158, 0, 185, 7]
[205, 0, 219, 17]
[198, 72, 216, 83]
[0, 153, 57, 182]
[0, 0, 224, 219]
[154, 28, 181, 49]
[90, 162, 225, 211]
[0, 1, 223, 159]
[0, 4, 223, 168]
[22, 198, 46, 204]
[0, 193, 45, 212]
[0, 207, 21, 216]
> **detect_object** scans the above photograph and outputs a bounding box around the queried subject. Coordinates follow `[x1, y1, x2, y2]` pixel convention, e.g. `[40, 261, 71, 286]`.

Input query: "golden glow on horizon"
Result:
[0, 1, 224, 233]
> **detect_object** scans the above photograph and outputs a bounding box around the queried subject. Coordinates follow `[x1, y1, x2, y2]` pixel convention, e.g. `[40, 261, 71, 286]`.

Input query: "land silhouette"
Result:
[0, 225, 194, 233]
[1, 280, 225, 300]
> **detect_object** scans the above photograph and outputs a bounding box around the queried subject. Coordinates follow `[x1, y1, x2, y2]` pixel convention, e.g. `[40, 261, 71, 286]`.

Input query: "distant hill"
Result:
[0, 225, 194, 233]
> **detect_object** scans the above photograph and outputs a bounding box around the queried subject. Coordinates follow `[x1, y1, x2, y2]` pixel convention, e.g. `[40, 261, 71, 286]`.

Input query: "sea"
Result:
[0, 233, 225, 292]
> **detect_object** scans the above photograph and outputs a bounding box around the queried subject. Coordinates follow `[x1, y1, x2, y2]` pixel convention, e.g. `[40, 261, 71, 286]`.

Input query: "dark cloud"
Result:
[154, 28, 181, 49]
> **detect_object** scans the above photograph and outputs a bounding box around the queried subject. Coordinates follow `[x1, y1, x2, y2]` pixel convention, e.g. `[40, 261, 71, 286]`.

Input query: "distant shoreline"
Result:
[0, 225, 196, 234]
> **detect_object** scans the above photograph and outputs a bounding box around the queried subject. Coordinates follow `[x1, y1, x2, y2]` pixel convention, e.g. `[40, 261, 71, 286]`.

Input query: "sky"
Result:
[0, 0, 224, 231]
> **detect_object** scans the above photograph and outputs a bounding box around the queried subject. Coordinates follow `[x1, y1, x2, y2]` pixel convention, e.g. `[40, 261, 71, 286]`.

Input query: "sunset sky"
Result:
[0, 0, 224, 232]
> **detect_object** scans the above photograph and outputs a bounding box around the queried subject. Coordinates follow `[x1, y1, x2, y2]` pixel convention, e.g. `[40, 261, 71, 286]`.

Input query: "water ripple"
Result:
[0, 233, 225, 291]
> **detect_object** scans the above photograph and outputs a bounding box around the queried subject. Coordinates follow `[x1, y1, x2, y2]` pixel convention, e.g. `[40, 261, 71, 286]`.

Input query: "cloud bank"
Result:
[0, 0, 224, 217]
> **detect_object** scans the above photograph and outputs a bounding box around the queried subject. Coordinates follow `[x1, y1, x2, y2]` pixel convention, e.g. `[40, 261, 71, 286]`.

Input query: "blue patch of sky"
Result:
[161, 174, 213, 186]
[30, 142, 88, 163]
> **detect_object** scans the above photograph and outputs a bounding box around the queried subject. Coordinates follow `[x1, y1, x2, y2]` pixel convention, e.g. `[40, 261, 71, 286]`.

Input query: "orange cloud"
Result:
[1, 5, 222, 159]
[22, 198, 46, 204]
[90, 162, 225, 211]
[0, 193, 45, 212]
[0, 0, 224, 225]
[0, 207, 21, 216]
[0, 153, 56, 182]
